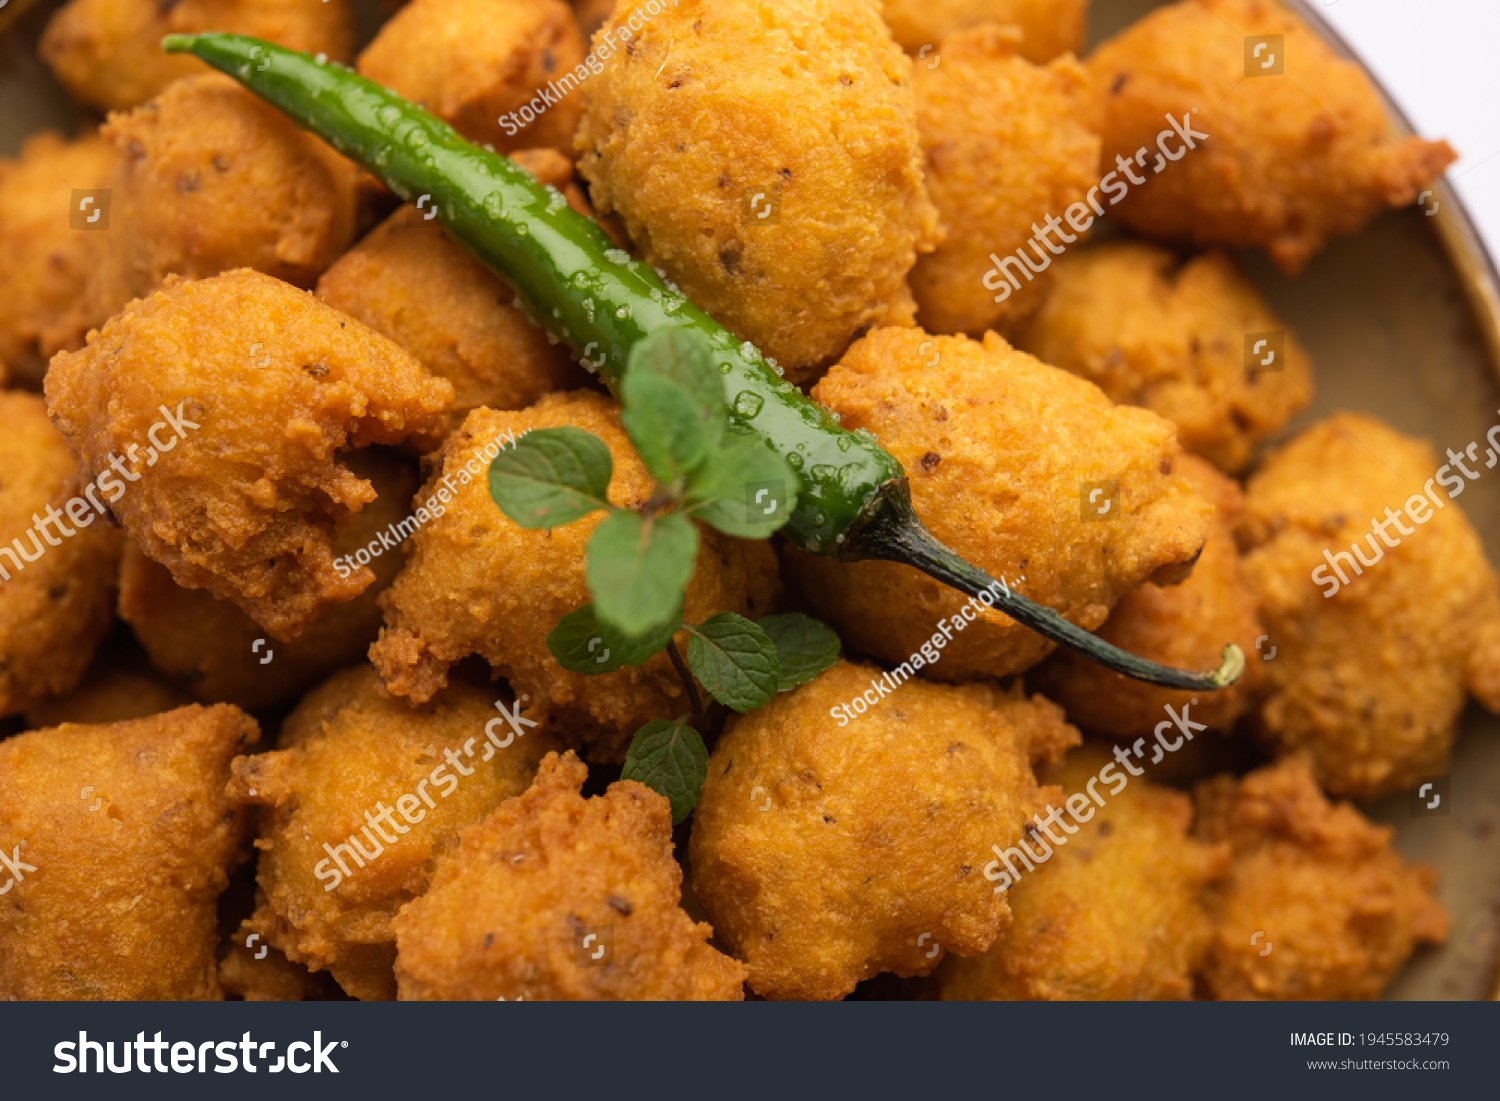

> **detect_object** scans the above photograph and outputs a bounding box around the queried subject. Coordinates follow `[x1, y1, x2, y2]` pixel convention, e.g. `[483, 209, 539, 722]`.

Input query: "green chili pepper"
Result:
[162, 33, 1243, 692]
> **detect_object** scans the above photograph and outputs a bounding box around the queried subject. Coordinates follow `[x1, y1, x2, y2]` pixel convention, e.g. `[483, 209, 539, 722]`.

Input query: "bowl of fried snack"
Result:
[0, 0, 1497, 1004]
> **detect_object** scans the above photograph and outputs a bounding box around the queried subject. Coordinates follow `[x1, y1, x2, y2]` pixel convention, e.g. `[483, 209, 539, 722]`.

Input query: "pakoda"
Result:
[881, 0, 1086, 64]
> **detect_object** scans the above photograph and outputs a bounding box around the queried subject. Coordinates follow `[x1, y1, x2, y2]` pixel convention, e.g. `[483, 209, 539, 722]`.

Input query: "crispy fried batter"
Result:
[940, 745, 1228, 1000]
[690, 660, 1078, 1000]
[219, 914, 350, 1001]
[370, 393, 781, 761]
[41, 0, 355, 112]
[881, 0, 1086, 63]
[25, 654, 191, 729]
[1033, 455, 1264, 735]
[785, 328, 1213, 680]
[317, 201, 588, 440]
[0, 131, 117, 387]
[910, 25, 1099, 337]
[1016, 242, 1313, 472]
[117, 449, 421, 710]
[1087, 0, 1455, 275]
[103, 75, 364, 298]
[575, 0, 942, 380]
[1195, 757, 1448, 1000]
[0, 392, 121, 718]
[0, 705, 258, 1000]
[394, 750, 745, 1000]
[45, 269, 452, 642]
[228, 665, 559, 1000]
[1239, 413, 1500, 799]
[358, 0, 586, 153]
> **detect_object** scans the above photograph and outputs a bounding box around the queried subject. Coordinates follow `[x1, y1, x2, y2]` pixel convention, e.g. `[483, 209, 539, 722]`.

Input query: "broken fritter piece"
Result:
[1087, 0, 1455, 274]
[394, 750, 746, 1001]
[1195, 757, 1448, 1000]
[784, 327, 1213, 680]
[940, 745, 1228, 1000]
[1015, 242, 1313, 473]
[228, 666, 559, 1001]
[0, 705, 258, 1000]
[690, 660, 1078, 1000]
[44, 269, 452, 641]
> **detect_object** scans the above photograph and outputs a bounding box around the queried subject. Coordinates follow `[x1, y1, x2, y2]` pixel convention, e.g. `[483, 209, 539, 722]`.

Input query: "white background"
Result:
[1319, 0, 1500, 265]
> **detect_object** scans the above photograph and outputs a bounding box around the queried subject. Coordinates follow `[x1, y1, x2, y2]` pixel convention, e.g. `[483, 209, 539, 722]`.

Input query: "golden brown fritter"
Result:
[102, 75, 364, 298]
[394, 751, 745, 1000]
[1195, 757, 1448, 1000]
[1240, 413, 1500, 799]
[1087, 0, 1455, 275]
[228, 665, 559, 1001]
[0, 392, 121, 718]
[41, 0, 355, 112]
[690, 661, 1079, 1000]
[219, 914, 350, 1002]
[1033, 455, 1265, 736]
[881, 0, 1086, 63]
[0, 705, 258, 1000]
[371, 392, 782, 761]
[785, 328, 1213, 680]
[45, 269, 453, 642]
[939, 745, 1228, 1000]
[24, 655, 191, 729]
[575, 0, 942, 380]
[116, 448, 421, 710]
[358, 0, 586, 153]
[910, 25, 1099, 338]
[317, 202, 587, 440]
[573, 0, 616, 38]
[0, 131, 119, 387]
[1016, 242, 1313, 473]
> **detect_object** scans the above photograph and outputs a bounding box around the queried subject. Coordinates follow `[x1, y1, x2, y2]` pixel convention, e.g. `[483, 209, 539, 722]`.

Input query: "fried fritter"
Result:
[910, 25, 1099, 338]
[371, 392, 781, 761]
[117, 448, 421, 710]
[0, 705, 258, 1000]
[573, 0, 616, 38]
[317, 199, 588, 440]
[45, 269, 453, 641]
[0, 392, 121, 718]
[785, 328, 1213, 680]
[103, 75, 364, 298]
[1015, 242, 1313, 472]
[1033, 455, 1264, 736]
[41, 0, 355, 112]
[0, 131, 117, 387]
[690, 661, 1078, 1000]
[228, 665, 558, 1001]
[1239, 413, 1500, 799]
[1087, 0, 1455, 275]
[358, 0, 586, 153]
[219, 914, 350, 1002]
[939, 745, 1228, 1000]
[881, 0, 1086, 63]
[1195, 757, 1448, 1000]
[24, 654, 191, 730]
[575, 0, 942, 380]
[394, 751, 745, 1000]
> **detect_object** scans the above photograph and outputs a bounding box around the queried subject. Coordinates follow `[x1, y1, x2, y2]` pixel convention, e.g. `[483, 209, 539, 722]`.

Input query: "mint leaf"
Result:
[621, 717, 709, 825]
[489, 426, 613, 529]
[759, 613, 841, 692]
[686, 612, 779, 712]
[547, 601, 682, 673]
[587, 510, 698, 638]
[626, 328, 728, 441]
[683, 427, 799, 539]
[621, 371, 711, 485]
